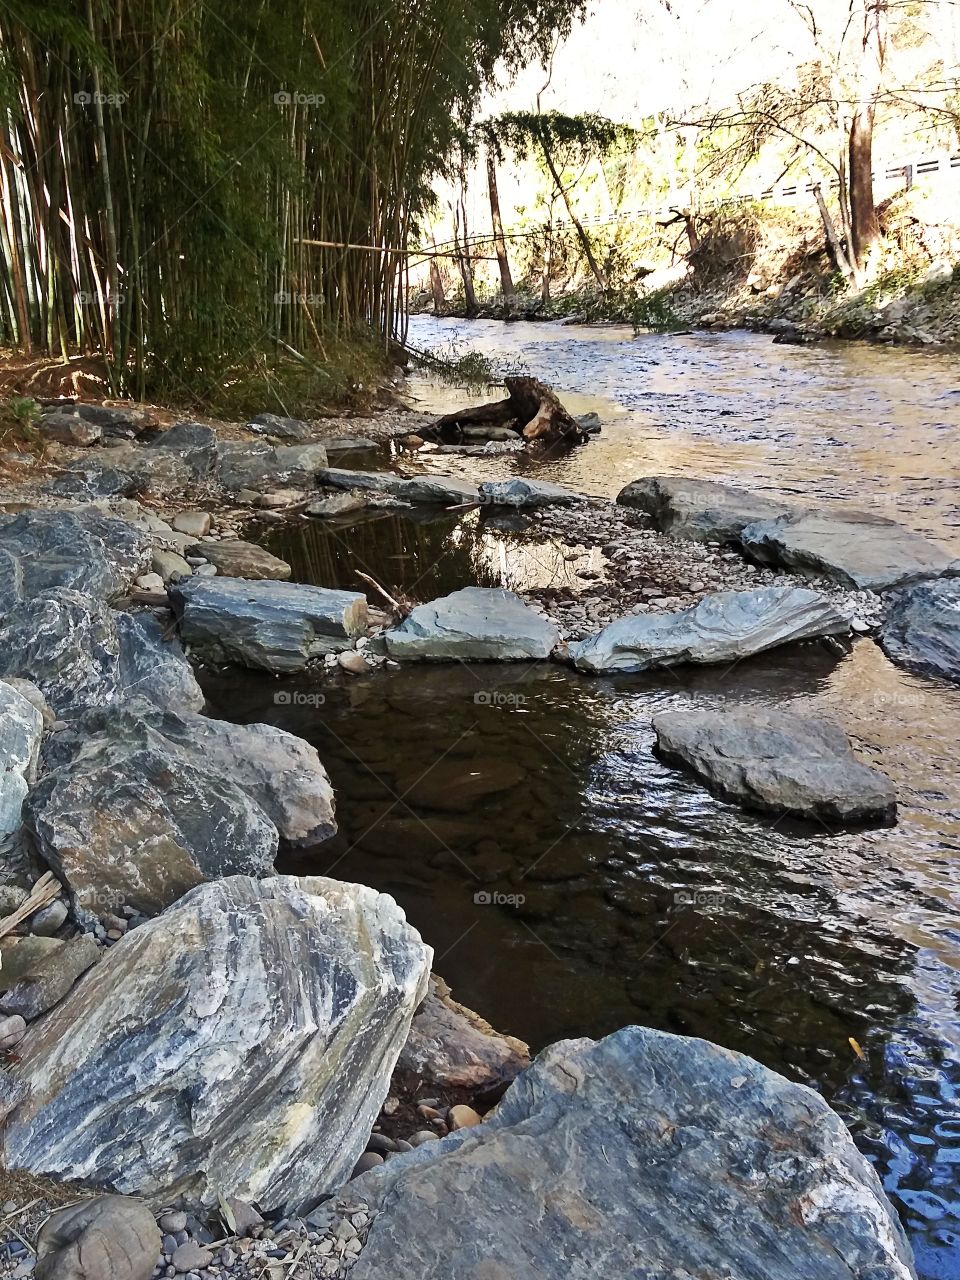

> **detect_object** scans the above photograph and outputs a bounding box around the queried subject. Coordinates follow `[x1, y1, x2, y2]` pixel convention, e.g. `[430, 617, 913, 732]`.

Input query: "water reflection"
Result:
[249, 509, 599, 602]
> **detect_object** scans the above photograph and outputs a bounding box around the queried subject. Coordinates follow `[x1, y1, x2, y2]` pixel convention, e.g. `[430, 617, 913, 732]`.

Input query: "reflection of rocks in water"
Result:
[247, 509, 595, 604]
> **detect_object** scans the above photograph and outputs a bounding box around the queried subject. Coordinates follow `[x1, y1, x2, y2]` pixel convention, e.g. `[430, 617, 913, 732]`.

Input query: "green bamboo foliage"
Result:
[0, 0, 584, 401]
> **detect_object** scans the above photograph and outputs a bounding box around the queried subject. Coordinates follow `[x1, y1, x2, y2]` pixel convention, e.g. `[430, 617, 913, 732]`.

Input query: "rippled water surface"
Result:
[229, 320, 960, 1276]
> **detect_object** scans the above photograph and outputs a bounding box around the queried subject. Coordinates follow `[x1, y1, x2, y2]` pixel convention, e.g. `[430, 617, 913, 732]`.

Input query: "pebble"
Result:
[338, 650, 369, 675]
[172, 511, 212, 537]
[351, 1152, 384, 1178]
[409, 1130, 440, 1146]
[170, 1241, 213, 1271]
[28, 898, 67, 936]
[448, 1104, 482, 1130]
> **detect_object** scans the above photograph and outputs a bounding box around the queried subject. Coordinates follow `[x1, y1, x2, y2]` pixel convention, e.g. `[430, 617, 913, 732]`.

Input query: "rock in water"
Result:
[880, 577, 960, 684]
[36, 1194, 161, 1280]
[348, 1026, 916, 1280]
[385, 588, 559, 661]
[478, 478, 584, 508]
[0, 681, 43, 834]
[741, 509, 957, 591]
[3, 876, 432, 1213]
[569, 585, 848, 673]
[170, 577, 368, 671]
[653, 707, 897, 824]
[616, 474, 791, 542]
[0, 589, 203, 718]
[318, 467, 480, 505]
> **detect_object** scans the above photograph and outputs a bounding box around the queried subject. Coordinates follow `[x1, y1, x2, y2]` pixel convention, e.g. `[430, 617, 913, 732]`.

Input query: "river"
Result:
[213, 317, 960, 1278]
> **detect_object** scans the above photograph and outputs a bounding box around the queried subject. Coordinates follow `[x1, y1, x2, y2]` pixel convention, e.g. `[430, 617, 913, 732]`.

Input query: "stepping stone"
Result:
[741, 509, 957, 591]
[880, 577, 960, 683]
[479, 478, 584, 508]
[568, 585, 848, 673]
[617, 475, 791, 543]
[653, 706, 897, 825]
[385, 588, 559, 661]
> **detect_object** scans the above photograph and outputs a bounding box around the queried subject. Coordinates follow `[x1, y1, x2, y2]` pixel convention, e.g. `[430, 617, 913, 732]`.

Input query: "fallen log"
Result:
[428, 376, 588, 448]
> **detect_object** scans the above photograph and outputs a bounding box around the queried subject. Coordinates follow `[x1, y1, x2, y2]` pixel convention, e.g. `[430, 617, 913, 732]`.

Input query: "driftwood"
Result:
[0, 872, 61, 944]
[429, 376, 587, 448]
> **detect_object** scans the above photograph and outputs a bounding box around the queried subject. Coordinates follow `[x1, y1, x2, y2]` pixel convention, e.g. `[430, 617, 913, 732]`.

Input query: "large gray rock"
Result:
[617, 475, 791, 542]
[569, 585, 848, 673]
[653, 706, 897, 824]
[479, 478, 584, 508]
[144, 421, 219, 476]
[741, 509, 957, 591]
[170, 577, 368, 672]
[217, 441, 328, 493]
[318, 467, 479, 504]
[26, 702, 296, 921]
[349, 1026, 916, 1280]
[385, 588, 559, 661]
[0, 681, 43, 835]
[880, 577, 960, 683]
[43, 698, 337, 847]
[186, 538, 292, 580]
[0, 589, 203, 718]
[36, 1194, 161, 1280]
[0, 509, 150, 608]
[3, 876, 432, 1213]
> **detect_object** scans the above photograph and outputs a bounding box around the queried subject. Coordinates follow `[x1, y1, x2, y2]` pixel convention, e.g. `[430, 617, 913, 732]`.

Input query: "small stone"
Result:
[351, 1152, 384, 1178]
[448, 1104, 482, 1130]
[0, 1013, 27, 1050]
[408, 1130, 440, 1146]
[225, 1196, 264, 1237]
[417, 1104, 442, 1121]
[256, 489, 306, 509]
[171, 1241, 213, 1272]
[153, 549, 193, 583]
[194, 563, 218, 577]
[27, 899, 68, 937]
[365, 1133, 396, 1154]
[172, 511, 212, 538]
[338, 650, 369, 676]
[135, 572, 166, 592]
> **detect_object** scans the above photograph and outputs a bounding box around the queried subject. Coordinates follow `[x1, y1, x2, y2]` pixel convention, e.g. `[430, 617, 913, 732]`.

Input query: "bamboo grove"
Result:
[0, 0, 584, 401]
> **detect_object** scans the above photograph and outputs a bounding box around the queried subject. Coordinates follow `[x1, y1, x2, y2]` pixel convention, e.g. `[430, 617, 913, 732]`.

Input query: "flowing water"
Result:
[217, 318, 960, 1276]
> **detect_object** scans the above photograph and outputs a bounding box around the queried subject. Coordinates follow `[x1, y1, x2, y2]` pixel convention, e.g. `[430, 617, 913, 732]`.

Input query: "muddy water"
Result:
[224, 321, 960, 1276]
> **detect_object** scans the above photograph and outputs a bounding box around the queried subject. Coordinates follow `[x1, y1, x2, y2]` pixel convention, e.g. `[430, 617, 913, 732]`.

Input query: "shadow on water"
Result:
[202, 635, 960, 1275]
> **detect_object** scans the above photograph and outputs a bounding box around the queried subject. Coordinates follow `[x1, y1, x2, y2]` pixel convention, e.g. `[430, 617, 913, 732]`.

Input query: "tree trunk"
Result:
[538, 129, 606, 292]
[451, 204, 478, 316]
[848, 0, 887, 270]
[486, 151, 514, 303]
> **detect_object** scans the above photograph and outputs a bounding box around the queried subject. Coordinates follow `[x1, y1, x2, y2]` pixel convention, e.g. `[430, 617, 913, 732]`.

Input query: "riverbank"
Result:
[0, 388, 953, 1278]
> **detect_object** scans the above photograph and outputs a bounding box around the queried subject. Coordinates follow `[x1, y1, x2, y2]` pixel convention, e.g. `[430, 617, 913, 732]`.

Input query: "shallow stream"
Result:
[216, 318, 960, 1277]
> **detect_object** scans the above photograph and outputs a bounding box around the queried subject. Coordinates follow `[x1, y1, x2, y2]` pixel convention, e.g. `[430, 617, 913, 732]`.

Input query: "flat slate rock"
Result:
[217, 442, 328, 493]
[186, 538, 292, 580]
[170, 577, 368, 672]
[318, 467, 479, 504]
[3, 876, 431, 1213]
[617, 474, 792, 542]
[880, 577, 960, 683]
[349, 1025, 916, 1280]
[569, 585, 847, 673]
[479, 478, 584, 508]
[653, 706, 897, 824]
[741, 509, 958, 591]
[385, 588, 559, 661]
